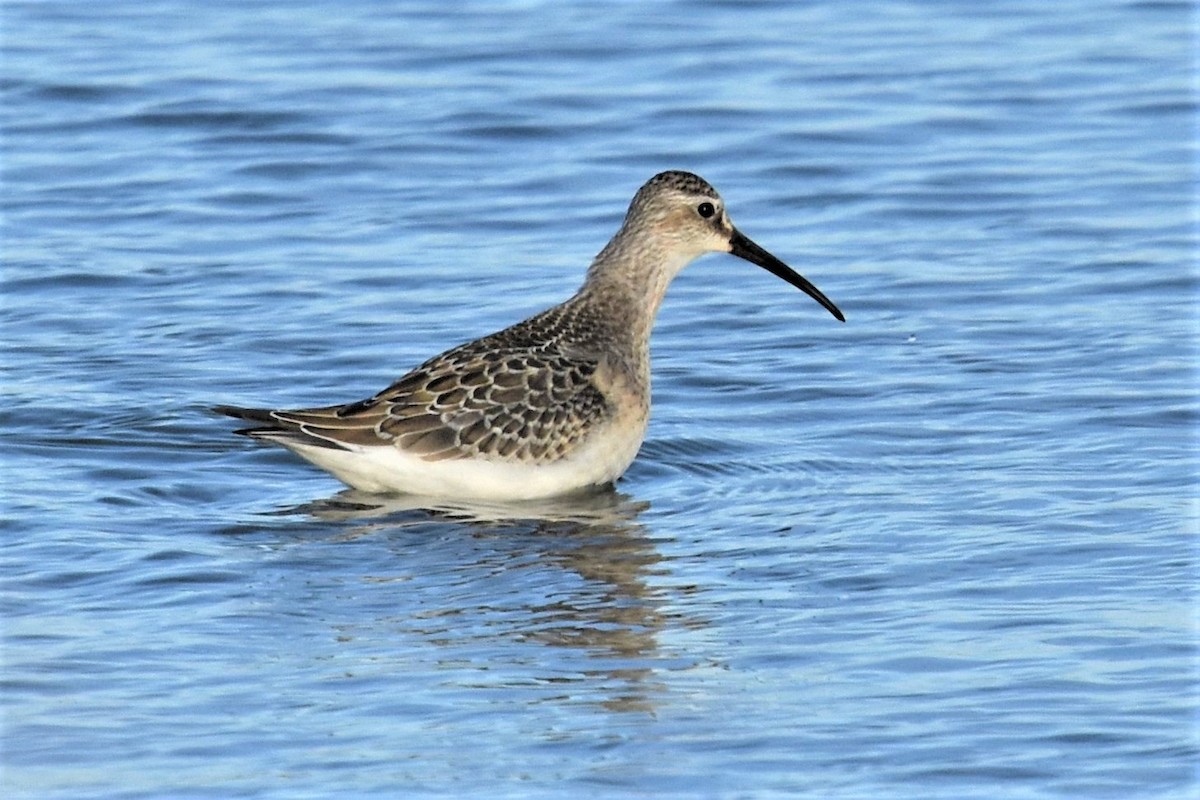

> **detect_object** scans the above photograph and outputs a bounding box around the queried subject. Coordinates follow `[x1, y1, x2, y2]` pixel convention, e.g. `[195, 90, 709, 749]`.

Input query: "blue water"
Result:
[3, 1, 1197, 797]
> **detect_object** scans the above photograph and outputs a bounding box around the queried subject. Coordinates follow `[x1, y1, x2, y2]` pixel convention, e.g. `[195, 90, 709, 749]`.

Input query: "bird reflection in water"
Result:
[289, 488, 693, 715]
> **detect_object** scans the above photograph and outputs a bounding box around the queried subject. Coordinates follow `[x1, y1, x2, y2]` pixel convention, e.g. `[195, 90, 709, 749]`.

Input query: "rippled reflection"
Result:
[285, 489, 680, 714]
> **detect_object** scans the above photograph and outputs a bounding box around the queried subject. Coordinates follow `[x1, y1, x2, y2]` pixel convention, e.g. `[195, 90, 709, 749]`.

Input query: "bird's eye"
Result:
[697, 202, 716, 219]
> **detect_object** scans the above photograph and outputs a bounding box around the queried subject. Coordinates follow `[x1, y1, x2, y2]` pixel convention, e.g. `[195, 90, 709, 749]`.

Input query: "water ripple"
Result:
[3, 0, 1195, 798]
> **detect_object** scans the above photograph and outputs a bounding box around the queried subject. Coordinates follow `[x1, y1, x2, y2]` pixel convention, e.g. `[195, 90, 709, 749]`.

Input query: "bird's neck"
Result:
[580, 229, 697, 347]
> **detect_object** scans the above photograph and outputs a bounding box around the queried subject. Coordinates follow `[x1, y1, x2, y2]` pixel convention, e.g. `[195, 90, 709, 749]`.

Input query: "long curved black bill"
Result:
[729, 228, 845, 322]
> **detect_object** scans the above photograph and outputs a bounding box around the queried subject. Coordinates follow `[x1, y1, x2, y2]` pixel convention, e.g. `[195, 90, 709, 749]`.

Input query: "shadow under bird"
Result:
[214, 171, 844, 500]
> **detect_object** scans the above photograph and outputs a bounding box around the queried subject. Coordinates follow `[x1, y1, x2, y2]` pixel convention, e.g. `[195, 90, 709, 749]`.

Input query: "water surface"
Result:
[3, 1, 1196, 797]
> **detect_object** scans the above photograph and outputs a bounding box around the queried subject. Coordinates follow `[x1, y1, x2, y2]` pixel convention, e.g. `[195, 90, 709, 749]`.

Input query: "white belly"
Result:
[278, 417, 647, 501]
